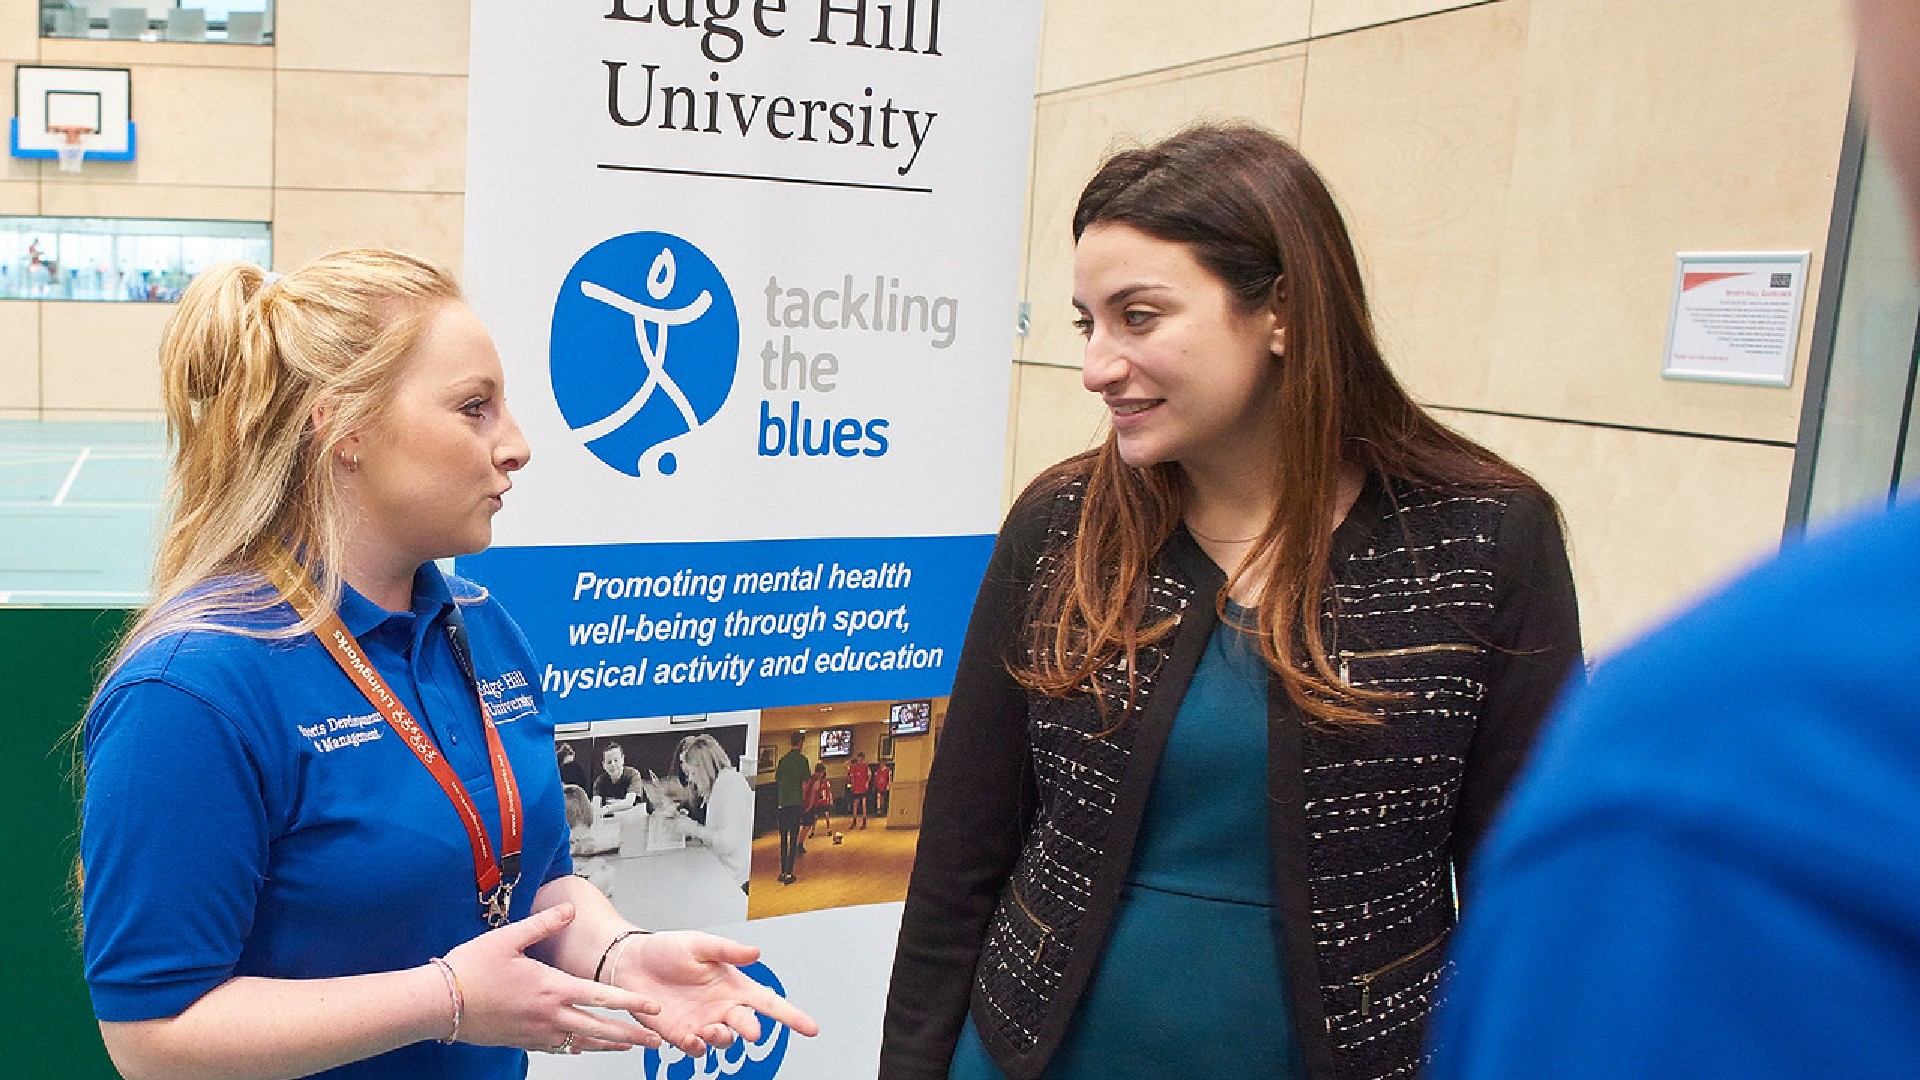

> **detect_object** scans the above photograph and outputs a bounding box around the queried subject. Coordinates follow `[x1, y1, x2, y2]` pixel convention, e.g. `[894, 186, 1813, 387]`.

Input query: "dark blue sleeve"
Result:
[82, 678, 274, 1021]
[1434, 502, 1920, 1077]
[1431, 816, 1920, 1078]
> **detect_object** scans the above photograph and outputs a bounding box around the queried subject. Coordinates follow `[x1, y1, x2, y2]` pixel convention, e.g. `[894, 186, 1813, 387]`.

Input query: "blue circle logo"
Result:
[637, 961, 794, 1080]
[550, 231, 740, 476]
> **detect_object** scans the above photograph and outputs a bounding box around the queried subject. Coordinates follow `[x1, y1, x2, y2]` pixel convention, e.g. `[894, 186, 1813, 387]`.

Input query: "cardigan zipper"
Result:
[1010, 886, 1055, 967]
[1353, 930, 1448, 1016]
[1338, 642, 1480, 686]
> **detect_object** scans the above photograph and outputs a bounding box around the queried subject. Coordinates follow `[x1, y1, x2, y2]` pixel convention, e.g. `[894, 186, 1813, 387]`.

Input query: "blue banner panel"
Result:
[459, 534, 993, 722]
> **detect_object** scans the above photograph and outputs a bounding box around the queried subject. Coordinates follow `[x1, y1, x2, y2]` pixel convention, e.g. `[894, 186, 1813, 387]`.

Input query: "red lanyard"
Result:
[268, 557, 524, 928]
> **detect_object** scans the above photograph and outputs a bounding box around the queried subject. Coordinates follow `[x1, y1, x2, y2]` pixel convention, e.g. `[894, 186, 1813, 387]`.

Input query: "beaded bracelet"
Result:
[429, 956, 465, 1045]
[594, 928, 650, 984]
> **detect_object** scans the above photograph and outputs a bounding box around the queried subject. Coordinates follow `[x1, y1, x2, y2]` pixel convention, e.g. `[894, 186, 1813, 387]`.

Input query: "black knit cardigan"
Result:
[881, 467, 1583, 1080]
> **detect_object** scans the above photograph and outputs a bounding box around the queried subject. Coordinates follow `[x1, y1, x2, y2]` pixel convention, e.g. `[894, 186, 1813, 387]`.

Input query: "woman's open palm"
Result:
[612, 931, 820, 1056]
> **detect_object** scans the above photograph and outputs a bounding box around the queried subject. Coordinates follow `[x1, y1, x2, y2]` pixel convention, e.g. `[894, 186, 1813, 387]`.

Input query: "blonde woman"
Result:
[669, 733, 755, 888]
[79, 250, 815, 1080]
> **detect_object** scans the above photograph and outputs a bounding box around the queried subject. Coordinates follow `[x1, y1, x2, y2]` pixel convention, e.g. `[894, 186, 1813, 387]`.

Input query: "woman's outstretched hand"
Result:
[609, 931, 821, 1056]
[443, 904, 666, 1054]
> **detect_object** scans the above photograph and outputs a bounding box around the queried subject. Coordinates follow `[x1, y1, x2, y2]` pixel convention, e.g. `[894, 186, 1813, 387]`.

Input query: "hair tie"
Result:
[260, 269, 283, 289]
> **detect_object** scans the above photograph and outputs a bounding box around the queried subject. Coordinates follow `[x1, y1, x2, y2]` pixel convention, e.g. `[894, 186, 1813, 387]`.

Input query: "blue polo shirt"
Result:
[82, 565, 571, 1079]
[1428, 499, 1920, 1078]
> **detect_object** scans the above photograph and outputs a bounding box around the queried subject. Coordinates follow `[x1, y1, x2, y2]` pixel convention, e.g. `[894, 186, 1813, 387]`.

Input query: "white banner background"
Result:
[465, 0, 1038, 545]
[462, 3, 1039, 1077]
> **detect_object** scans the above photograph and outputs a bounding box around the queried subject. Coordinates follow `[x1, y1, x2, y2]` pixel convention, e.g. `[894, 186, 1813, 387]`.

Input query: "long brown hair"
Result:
[1016, 124, 1542, 726]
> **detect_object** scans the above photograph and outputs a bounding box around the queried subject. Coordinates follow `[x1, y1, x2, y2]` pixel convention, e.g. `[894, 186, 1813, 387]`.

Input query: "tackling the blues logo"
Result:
[550, 231, 741, 476]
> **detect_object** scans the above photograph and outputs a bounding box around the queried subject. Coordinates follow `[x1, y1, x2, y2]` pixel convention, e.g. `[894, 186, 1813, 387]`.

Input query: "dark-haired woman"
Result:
[880, 125, 1582, 1080]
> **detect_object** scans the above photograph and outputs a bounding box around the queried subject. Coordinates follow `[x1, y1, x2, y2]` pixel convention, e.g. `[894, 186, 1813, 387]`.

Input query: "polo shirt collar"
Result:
[335, 562, 458, 641]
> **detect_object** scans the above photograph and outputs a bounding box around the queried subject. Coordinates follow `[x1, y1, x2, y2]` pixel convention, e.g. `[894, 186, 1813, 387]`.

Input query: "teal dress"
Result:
[950, 605, 1305, 1079]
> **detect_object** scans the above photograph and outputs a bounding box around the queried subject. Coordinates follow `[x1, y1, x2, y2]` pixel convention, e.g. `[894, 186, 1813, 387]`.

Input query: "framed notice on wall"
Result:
[1662, 251, 1810, 386]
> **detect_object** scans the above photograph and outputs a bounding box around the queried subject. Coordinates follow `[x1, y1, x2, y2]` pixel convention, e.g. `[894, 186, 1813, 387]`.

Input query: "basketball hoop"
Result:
[49, 125, 93, 174]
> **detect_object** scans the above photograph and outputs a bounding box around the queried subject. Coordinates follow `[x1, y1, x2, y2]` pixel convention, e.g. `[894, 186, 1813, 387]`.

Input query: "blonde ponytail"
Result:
[108, 248, 462, 672]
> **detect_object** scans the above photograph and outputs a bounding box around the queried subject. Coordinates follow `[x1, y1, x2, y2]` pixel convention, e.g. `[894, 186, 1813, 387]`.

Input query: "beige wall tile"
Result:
[38, 183, 272, 221]
[1482, 0, 1854, 443]
[38, 37, 274, 70]
[274, 71, 466, 193]
[0, 301, 39, 410]
[0, 179, 36, 213]
[1037, 0, 1310, 92]
[40, 300, 174, 412]
[1025, 51, 1308, 373]
[1309, 0, 1503, 38]
[1005, 361, 1107, 506]
[271, 189, 465, 272]
[1438, 408, 1795, 656]
[275, 0, 470, 75]
[0, 2, 35, 62]
[108, 64, 276, 188]
[1299, 1, 1528, 409]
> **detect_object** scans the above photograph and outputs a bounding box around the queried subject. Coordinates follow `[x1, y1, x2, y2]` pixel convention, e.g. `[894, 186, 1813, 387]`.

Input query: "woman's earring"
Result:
[340, 449, 359, 471]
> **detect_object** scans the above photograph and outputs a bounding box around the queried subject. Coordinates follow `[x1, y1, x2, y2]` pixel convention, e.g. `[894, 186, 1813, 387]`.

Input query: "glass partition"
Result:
[1790, 119, 1920, 530]
[40, 1, 274, 44]
[0, 215, 271, 302]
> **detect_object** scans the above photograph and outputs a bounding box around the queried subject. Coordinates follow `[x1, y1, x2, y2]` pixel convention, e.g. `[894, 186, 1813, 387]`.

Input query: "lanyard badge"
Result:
[268, 554, 525, 929]
[481, 881, 516, 929]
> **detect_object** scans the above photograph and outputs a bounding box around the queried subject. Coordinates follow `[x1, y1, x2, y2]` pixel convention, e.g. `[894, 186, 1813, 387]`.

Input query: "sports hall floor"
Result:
[0, 420, 164, 606]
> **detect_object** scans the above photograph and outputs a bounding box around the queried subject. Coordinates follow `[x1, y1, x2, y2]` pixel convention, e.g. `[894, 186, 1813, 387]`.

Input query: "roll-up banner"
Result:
[461, 2, 1040, 1076]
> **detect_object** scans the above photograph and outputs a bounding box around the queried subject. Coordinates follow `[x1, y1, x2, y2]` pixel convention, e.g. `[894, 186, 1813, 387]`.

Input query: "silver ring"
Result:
[554, 1032, 577, 1054]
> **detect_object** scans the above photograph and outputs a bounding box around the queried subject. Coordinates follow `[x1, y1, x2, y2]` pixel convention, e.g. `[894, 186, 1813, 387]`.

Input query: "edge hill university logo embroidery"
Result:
[551, 231, 741, 477]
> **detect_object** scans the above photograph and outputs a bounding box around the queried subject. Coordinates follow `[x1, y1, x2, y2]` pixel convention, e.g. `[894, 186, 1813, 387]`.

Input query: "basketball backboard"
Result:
[10, 65, 136, 165]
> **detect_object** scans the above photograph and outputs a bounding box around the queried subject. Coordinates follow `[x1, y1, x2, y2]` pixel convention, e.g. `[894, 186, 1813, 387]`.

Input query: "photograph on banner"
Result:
[742, 698, 944, 920]
[555, 711, 759, 930]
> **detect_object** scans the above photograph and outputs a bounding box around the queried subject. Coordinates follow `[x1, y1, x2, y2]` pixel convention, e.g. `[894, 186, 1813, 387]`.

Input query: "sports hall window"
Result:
[40, 2, 274, 45]
[0, 216, 271, 303]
